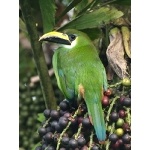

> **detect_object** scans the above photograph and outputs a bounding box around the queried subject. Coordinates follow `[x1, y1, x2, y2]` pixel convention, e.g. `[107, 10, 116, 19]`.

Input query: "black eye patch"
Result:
[68, 34, 76, 42]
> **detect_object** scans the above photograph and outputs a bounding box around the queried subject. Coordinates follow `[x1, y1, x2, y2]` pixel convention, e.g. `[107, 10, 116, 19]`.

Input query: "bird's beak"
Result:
[39, 31, 71, 45]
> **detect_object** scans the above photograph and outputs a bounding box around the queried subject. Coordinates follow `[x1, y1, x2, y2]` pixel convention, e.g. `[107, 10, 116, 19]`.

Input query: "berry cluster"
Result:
[35, 80, 131, 150]
[19, 75, 46, 149]
[19, 73, 65, 150]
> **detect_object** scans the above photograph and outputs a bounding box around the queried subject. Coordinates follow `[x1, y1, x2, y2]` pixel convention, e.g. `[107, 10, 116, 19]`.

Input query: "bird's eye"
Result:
[68, 34, 76, 42]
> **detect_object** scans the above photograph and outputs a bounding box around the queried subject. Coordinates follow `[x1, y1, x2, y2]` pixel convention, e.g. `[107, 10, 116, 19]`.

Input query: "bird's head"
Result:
[39, 29, 92, 49]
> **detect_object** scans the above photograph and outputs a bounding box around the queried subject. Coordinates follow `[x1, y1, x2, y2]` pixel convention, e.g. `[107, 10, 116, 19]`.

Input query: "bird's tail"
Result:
[85, 92, 106, 142]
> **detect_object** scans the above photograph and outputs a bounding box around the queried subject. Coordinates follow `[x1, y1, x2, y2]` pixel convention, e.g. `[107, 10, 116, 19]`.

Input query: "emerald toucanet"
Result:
[39, 29, 108, 142]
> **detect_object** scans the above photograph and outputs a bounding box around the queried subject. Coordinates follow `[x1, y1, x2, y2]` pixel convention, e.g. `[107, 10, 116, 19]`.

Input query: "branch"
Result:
[20, 0, 57, 109]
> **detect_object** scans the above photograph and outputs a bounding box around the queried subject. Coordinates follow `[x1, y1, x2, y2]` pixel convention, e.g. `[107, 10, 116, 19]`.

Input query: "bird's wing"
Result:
[52, 49, 75, 100]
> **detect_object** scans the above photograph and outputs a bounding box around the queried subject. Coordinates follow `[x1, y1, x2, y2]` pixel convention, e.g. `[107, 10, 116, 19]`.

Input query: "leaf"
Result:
[37, 113, 45, 123]
[112, 0, 131, 5]
[76, 0, 97, 17]
[39, 0, 56, 33]
[121, 26, 131, 58]
[31, 142, 41, 150]
[57, 0, 82, 22]
[75, 0, 90, 14]
[19, 18, 27, 33]
[106, 27, 129, 79]
[81, 28, 102, 40]
[58, 6, 123, 31]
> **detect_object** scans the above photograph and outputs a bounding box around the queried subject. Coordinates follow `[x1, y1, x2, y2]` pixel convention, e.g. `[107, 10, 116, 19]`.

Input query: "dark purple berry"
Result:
[51, 120, 62, 132]
[77, 137, 86, 146]
[119, 110, 126, 118]
[50, 110, 60, 120]
[55, 123, 63, 132]
[53, 133, 60, 144]
[44, 132, 53, 143]
[117, 139, 123, 145]
[42, 143, 48, 150]
[61, 136, 70, 145]
[124, 144, 131, 150]
[122, 134, 131, 144]
[35, 146, 42, 150]
[110, 112, 119, 122]
[111, 141, 120, 149]
[81, 146, 88, 150]
[82, 117, 91, 127]
[46, 126, 54, 133]
[46, 146, 55, 150]
[104, 88, 112, 96]
[43, 109, 51, 118]
[69, 139, 78, 148]
[59, 100, 70, 111]
[60, 110, 68, 116]
[123, 123, 131, 132]
[119, 96, 126, 104]
[59, 116, 69, 127]
[63, 112, 71, 118]
[38, 127, 47, 137]
[60, 148, 66, 150]
[102, 96, 109, 106]
[78, 117, 83, 124]
[91, 145, 100, 150]
[51, 120, 58, 129]
[122, 98, 131, 107]
[109, 133, 118, 143]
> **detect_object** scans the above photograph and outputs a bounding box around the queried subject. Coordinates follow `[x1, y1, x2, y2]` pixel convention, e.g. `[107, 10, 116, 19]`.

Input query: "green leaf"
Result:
[19, 18, 27, 33]
[75, 0, 89, 14]
[37, 113, 45, 123]
[39, 0, 56, 33]
[58, 6, 124, 31]
[31, 142, 41, 150]
[112, 0, 131, 5]
[57, 0, 82, 23]
[81, 28, 102, 40]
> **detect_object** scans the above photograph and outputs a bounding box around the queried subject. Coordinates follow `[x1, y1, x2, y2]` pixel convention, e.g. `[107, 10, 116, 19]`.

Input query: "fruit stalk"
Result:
[106, 123, 115, 150]
[88, 130, 94, 150]
[56, 103, 82, 150]
[106, 96, 119, 126]
[124, 107, 131, 125]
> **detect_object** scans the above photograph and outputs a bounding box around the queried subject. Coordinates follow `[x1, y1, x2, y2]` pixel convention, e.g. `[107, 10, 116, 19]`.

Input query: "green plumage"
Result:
[52, 29, 108, 141]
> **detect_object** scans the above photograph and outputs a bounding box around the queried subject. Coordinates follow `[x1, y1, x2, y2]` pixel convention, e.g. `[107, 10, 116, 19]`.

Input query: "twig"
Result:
[56, 103, 82, 150]
[88, 131, 94, 150]
[124, 107, 131, 125]
[105, 96, 119, 127]
[109, 81, 122, 88]
[106, 123, 115, 150]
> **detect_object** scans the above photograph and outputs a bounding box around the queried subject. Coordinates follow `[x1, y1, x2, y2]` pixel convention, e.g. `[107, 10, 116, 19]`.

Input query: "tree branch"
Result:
[20, 0, 57, 109]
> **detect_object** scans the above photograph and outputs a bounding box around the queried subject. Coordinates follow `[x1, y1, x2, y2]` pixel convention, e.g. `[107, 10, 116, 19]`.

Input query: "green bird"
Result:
[39, 29, 108, 142]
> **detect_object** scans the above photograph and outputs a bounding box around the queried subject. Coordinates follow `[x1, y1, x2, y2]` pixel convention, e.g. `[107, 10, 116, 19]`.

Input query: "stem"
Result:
[43, 118, 51, 128]
[106, 96, 119, 126]
[109, 81, 122, 88]
[20, 0, 57, 109]
[74, 123, 82, 140]
[88, 131, 94, 150]
[74, 113, 87, 140]
[124, 107, 131, 125]
[56, 103, 82, 150]
[106, 123, 115, 150]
